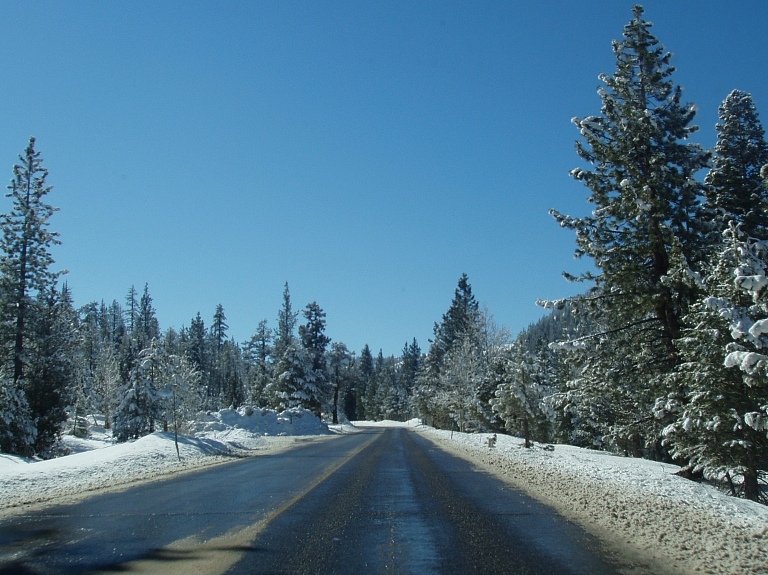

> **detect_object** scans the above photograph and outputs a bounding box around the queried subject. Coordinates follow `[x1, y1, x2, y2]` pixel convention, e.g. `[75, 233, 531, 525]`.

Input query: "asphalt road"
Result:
[0, 428, 625, 575]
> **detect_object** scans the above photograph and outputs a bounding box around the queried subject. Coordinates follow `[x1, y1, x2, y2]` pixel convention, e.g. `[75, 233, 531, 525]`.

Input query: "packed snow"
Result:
[1, 415, 766, 574]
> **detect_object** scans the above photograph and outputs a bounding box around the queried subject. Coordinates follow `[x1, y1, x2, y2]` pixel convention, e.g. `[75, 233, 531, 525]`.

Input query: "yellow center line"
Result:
[88, 432, 379, 575]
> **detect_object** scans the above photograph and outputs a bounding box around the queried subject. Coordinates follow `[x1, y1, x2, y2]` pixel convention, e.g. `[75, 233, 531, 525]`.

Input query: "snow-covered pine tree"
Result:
[273, 282, 297, 360]
[491, 338, 554, 448]
[0, 383, 35, 455]
[472, 308, 511, 432]
[106, 299, 126, 352]
[704, 90, 768, 241]
[400, 338, 421, 393]
[222, 339, 245, 409]
[355, 344, 374, 419]
[113, 340, 164, 441]
[427, 273, 480, 373]
[25, 284, 79, 456]
[160, 351, 202, 452]
[414, 274, 482, 428]
[438, 333, 484, 432]
[124, 286, 138, 335]
[660, 224, 768, 500]
[91, 340, 120, 429]
[363, 350, 387, 421]
[186, 312, 207, 372]
[205, 304, 230, 408]
[299, 301, 330, 417]
[0, 138, 64, 455]
[211, 304, 228, 354]
[270, 339, 316, 412]
[265, 283, 299, 410]
[117, 288, 140, 397]
[327, 341, 352, 424]
[656, 91, 768, 491]
[243, 319, 272, 407]
[371, 361, 393, 421]
[546, 6, 709, 454]
[135, 284, 160, 350]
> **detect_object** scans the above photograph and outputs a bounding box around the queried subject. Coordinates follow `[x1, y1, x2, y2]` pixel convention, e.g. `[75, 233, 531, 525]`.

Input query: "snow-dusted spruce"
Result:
[264, 282, 298, 410]
[26, 285, 80, 457]
[75, 303, 120, 432]
[660, 225, 768, 501]
[438, 334, 484, 433]
[657, 91, 768, 499]
[543, 5, 709, 454]
[354, 344, 374, 420]
[412, 283, 510, 433]
[299, 301, 331, 417]
[413, 274, 486, 430]
[0, 138, 69, 457]
[704, 90, 768, 241]
[491, 338, 554, 448]
[113, 340, 164, 441]
[327, 342, 352, 424]
[243, 319, 273, 407]
[113, 338, 203, 444]
[267, 285, 327, 416]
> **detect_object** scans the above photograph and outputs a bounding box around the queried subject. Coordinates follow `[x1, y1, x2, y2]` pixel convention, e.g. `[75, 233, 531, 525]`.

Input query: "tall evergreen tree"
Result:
[222, 339, 245, 409]
[211, 304, 228, 354]
[268, 283, 314, 412]
[429, 274, 480, 372]
[491, 338, 554, 448]
[400, 338, 421, 392]
[328, 342, 352, 424]
[0, 138, 62, 385]
[244, 319, 272, 406]
[659, 224, 768, 500]
[355, 344, 374, 419]
[135, 284, 160, 349]
[25, 285, 79, 456]
[106, 299, 125, 352]
[705, 89, 768, 240]
[299, 302, 330, 397]
[187, 312, 207, 372]
[298, 301, 330, 417]
[274, 282, 297, 358]
[124, 286, 138, 335]
[113, 340, 164, 441]
[546, 6, 709, 453]
[0, 138, 63, 455]
[414, 275, 482, 429]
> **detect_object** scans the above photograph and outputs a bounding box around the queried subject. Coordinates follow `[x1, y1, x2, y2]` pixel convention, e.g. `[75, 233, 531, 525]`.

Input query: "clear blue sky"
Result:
[0, 1, 765, 356]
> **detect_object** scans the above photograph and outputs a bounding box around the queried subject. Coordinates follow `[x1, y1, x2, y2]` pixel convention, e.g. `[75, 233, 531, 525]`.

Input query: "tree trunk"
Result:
[332, 385, 339, 424]
[523, 416, 531, 448]
[743, 446, 760, 501]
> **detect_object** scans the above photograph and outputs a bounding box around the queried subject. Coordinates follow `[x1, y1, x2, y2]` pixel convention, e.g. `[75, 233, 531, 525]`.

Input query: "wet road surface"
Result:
[0, 428, 624, 574]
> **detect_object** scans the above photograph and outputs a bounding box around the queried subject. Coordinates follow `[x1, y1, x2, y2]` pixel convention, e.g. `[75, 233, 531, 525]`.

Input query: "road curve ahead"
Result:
[0, 428, 626, 575]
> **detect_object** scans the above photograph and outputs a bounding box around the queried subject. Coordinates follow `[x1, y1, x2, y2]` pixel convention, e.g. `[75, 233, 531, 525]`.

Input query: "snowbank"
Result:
[0, 407, 331, 513]
[416, 426, 768, 575]
[191, 406, 331, 448]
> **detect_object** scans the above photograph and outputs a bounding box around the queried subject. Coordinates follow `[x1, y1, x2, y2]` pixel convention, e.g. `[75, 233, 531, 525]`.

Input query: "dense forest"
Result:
[1, 6, 767, 502]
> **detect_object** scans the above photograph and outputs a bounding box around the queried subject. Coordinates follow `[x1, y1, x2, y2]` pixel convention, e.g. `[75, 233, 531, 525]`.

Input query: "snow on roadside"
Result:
[0, 407, 331, 514]
[416, 425, 768, 575]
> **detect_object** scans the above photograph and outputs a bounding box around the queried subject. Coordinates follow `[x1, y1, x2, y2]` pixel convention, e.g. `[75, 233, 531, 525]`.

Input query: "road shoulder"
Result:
[412, 427, 766, 575]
